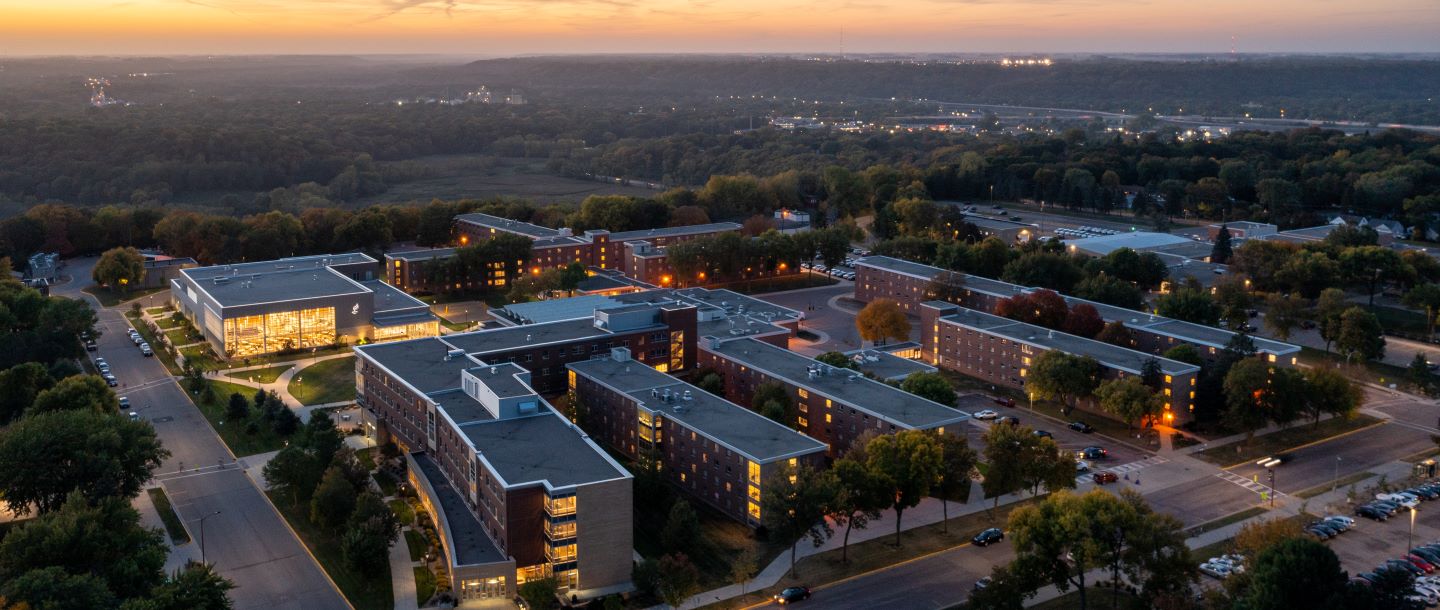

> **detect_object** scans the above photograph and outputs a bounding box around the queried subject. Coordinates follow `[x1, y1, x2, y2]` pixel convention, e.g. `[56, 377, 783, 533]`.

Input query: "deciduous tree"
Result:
[92, 247, 146, 293]
[760, 463, 837, 576]
[1094, 376, 1162, 431]
[1337, 306, 1386, 363]
[856, 299, 910, 346]
[900, 371, 956, 406]
[863, 430, 943, 546]
[0, 410, 168, 515]
[1026, 352, 1100, 415]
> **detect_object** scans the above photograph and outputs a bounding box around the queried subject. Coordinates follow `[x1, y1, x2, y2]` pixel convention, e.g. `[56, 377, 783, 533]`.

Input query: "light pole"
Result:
[1267, 468, 1276, 508]
[1410, 507, 1418, 556]
[199, 510, 222, 565]
[1333, 456, 1342, 493]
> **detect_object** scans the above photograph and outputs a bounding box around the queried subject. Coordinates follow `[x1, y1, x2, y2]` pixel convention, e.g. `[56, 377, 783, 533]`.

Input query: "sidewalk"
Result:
[390, 525, 420, 610]
[214, 351, 354, 412]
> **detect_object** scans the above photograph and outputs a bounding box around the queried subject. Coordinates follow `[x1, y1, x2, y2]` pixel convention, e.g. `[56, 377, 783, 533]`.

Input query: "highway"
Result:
[56, 261, 350, 610]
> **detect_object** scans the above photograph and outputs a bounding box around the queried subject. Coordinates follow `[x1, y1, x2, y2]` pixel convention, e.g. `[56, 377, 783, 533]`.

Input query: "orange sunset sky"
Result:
[2, 0, 1438, 55]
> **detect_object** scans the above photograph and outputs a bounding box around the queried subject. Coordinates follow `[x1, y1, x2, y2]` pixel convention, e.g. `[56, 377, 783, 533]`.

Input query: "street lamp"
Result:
[199, 510, 222, 565]
[1333, 456, 1342, 493]
[1411, 506, 1418, 556]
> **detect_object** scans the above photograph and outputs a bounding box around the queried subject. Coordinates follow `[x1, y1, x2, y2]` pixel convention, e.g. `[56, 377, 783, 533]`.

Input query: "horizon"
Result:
[4, 0, 1438, 56]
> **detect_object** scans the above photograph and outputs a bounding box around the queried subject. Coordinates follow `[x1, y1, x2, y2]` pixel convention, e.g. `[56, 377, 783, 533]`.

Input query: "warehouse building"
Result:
[170, 254, 438, 358]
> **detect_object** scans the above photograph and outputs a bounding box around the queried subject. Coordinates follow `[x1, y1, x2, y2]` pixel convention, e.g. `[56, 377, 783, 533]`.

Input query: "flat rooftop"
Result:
[412, 453, 507, 567]
[608, 222, 742, 242]
[356, 337, 472, 394]
[500, 295, 631, 324]
[187, 266, 370, 308]
[705, 338, 969, 429]
[385, 247, 457, 262]
[855, 255, 944, 281]
[843, 349, 938, 381]
[1143, 240, 1218, 260]
[442, 316, 660, 356]
[465, 363, 533, 399]
[181, 253, 376, 282]
[460, 411, 628, 489]
[365, 279, 430, 314]
[429, 389, 497, 427]
[568, 357, 827, 462]
[937, 306, 1200, 376]
[454, 213, 563, 239]
[1064, 232, 1193, 255]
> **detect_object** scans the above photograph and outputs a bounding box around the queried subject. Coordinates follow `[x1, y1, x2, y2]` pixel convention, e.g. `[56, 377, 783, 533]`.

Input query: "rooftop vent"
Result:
[444, 348, 465, 361]
[490, 366, 498, 375]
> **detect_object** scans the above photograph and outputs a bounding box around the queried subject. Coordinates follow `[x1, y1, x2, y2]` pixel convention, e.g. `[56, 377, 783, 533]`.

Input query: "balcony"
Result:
[543, 516, 577, 541]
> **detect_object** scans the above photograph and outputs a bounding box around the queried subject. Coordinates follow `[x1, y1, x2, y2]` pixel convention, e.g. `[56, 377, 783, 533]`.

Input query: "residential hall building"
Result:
[355, 338, 632, 603]
[568, 350, 827, 526]
[920, 303, 1201, 424]
[170, 254, 438, 358]
[854, 256, 1300, 367]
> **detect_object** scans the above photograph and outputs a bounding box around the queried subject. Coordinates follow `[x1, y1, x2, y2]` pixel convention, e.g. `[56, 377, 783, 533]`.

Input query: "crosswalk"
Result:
[1215, 470, 1287, 499]
[1077, 455, 1169, 485]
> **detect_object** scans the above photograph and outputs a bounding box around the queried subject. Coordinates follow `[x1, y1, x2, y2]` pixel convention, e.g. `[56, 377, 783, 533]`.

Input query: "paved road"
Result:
[749, 538, 1014, 610]
[56, 261, 350, 610]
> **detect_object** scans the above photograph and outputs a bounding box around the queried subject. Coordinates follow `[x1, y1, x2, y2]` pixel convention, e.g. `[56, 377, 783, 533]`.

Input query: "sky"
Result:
[2, 0, 1439, 56]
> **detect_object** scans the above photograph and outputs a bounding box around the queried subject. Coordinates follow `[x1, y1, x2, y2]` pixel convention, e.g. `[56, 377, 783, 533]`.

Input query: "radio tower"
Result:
[839, 27, 845, 61]
[1230, 35, 1237, 60]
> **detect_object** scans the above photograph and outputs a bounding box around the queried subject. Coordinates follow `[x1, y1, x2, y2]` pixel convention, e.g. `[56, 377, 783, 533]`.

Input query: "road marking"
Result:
[153, 462, 240, 482]
[1077, 455, 1167, 485]
[1215, 471, 1287, 498]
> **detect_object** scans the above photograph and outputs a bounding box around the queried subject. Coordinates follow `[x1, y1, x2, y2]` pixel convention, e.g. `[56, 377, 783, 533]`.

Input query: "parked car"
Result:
[773, 586, 811, 604]
[85, 340, 97, 352]
[973, 577, 992, 591]
[1078, 446, 1109, 460]
[1076, 460, 1092, 473]
[997, 416, 1021, 426]
[103, 374, 118, 387]
[141, 345, 153, 357]
[1410, 555, 1436, 574]
[973, 410, 999, 420]
[1033, 430, 1053, 439]
[1068, 421, 1094, 433]
[1356, 505, 1389, 521]
[1093, 471, 1119, 485]
[973, 528, 1005, 547]
[993, 397, 1017, 408]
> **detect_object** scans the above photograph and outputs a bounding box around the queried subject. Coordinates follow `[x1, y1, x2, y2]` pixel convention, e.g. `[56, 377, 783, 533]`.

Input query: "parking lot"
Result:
[956, 393, 1155, 487]
[1329, 485, 1440, 579]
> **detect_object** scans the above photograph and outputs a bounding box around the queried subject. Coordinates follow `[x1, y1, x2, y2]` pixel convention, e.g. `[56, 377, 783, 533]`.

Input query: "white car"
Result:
[974, 410, 999, 420]
[1379, 493, 1421, 509]
[1076, 460, 1091, 473]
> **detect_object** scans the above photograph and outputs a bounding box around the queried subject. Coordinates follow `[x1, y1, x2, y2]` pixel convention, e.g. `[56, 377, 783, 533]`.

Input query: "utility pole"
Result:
[1268, 469, 1276, 508]
[1333, 456, 1342, 493]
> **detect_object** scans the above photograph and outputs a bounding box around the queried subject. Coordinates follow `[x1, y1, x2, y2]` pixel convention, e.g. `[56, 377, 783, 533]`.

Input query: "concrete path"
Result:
[390, 527, 420, 610]
[215, 352, 355, 412]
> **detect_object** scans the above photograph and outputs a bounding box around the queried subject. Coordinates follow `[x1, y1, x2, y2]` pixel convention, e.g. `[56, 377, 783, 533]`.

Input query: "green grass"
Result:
[181, 344, 222, 371]
[145, 307, 170, 316]
[147, 487, 191, 545]
[267, 491, 394, 610]
[438, 316, 476, 332]
[155, 315, 184, 330]
[722, 273, 837, 295]
[404, 529, 428, 562]
[1296, 471, 1376, 499]
[390, 499, 415, 527]
[287, 356, 357, 406]
[189, 379, 295, 457]
[164, 328, 194, 346]
[1194, 414, 1383, 467]
[413, 566, 436, 606]
[1365, 304, 1431, 337]
[1183, 506, 1269, 538]
[230, 344, 353, 367]
[82, 285, 166, 307]
[225, 364, 293, 384]
[1299, 347, 1412, 389]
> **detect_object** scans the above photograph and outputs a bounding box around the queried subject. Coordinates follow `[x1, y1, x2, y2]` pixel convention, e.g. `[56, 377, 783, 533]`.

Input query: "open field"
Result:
[358, 155, 660, 205]
[288, 356, 357, 405]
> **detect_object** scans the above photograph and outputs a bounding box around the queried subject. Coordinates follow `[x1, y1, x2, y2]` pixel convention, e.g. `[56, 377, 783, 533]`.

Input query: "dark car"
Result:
[1079, 446, 1109, 460]
[1300, 320, 1318, 330]
[973, 528, 1005, 547]
[1093, 471, 1119, 485]
[997, 416, 1021, 426]
[973, 576, 993, 591]
[773, 586, 811, 604]
[1387, 559, 1425, 576]
[1033, 430, 1054, 439]
[1356, 505, 1389, 521]
[84, 340, 97, 352]
[993, 397, 1017, 408]
[1068, 421, 1094, 433]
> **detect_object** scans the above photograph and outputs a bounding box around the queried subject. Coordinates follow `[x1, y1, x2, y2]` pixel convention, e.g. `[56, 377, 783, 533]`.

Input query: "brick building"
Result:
[919, 303, 1201, 424]
[854, 256, 1300, 367]
[567, 349, 827, 526]
[354, 339, 633, 603]
[698, 337, 970, 457]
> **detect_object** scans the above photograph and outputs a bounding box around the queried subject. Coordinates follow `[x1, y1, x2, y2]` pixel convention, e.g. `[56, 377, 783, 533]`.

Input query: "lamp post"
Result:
[1333, 456, 1342, 493]
[1267, 468, 1276, 508]
[1411, 506, 1418, 557]
[199, 510, 222, 565]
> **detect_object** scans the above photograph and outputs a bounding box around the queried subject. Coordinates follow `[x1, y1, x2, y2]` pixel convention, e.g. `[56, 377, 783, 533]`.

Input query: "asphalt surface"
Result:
[750, 539, 1014, 610]
[56, 261, 350, 610]
[754, 281, 868, 354]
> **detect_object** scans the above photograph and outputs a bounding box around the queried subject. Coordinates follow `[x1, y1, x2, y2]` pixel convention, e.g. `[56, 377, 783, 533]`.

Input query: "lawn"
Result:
[725, 273, 838, 295]
[390, 499, 415, 527]
[374, 470, 400, 497]
[181, 344, 222, 371]
[438, 316, 476, 332]
[145, 307, 171, 316]
[287, 356, 357, 405]
[711, 496, 1044, 609]
[1299, 347, 1412, 390]
[189, 379, 295, 457]
[83, 285, 166, 307]
[232, 344, 352, 367]
[164, 328, 193, 346]
[404, 529, 428, 562]
[633, 496, 787, 591]
[1365, 304, 1431, 338]
[1194, 414, 1383, 467]
[267, 491, 394, 610]
[155, 315, 184, 330]
[147, 487, 191, 545]
[226, 364, 293, 384]
[413, 566, 436, 606]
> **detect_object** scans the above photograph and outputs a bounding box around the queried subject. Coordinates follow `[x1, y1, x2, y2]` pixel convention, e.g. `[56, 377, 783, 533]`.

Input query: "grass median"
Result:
[266, 490, 393, 610]
[1194, 414, 1383, 468]
[225, 364, 293, 385]
[147, 487, 191, 545]
[189, 379, 295, 457]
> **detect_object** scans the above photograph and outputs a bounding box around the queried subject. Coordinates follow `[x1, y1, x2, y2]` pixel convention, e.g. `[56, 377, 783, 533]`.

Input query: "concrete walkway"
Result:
[390, 525, 420, 610]
[215, 352, 355, 411]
